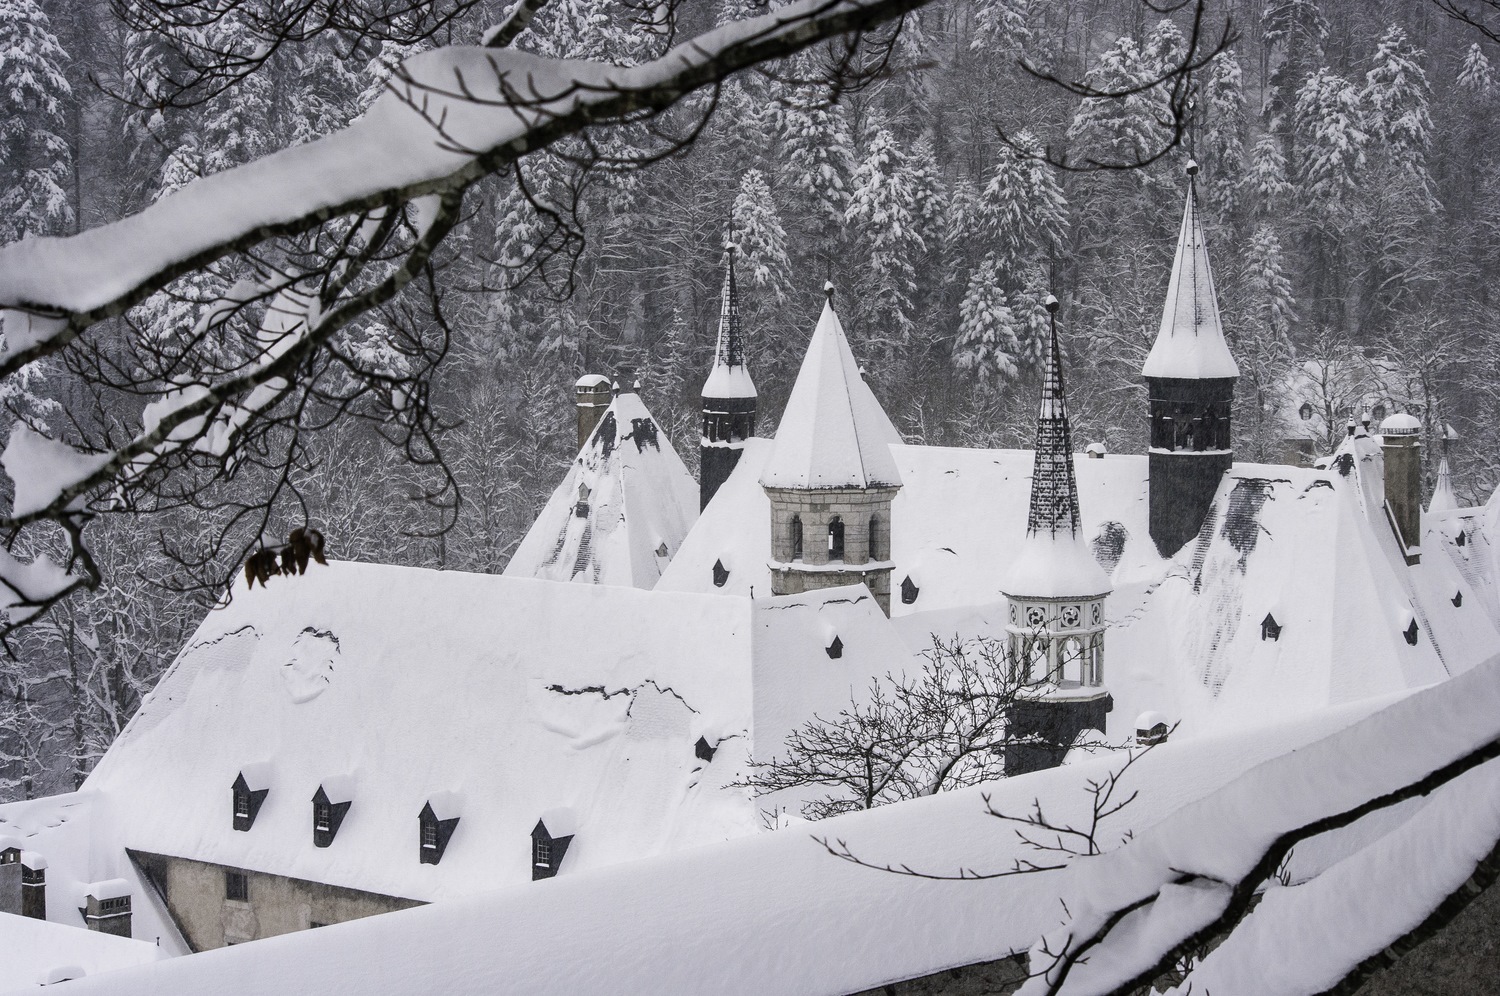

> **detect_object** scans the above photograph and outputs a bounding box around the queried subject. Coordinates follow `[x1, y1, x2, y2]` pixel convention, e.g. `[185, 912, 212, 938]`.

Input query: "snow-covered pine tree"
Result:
[732, 168, 792, 300]
[1245, 133, 1293, 217]
[975, 130, 1068, 277]
[1459, 42, 1494, 94]
[1262, 0, 1329, 137]
[1244, 224, 1297, 334]
[0, 0, 73, 244]
[1144, 17, 1185, 72]
[954, 254, 1020, 384]
[1203, 50, 1246, 219]
[1294, 68, 1367, 216]
[845, 125, 925, 341]
[1363, 25, 1436, 209]
[1068, 34, 1163, 176]
[905, 135, 947, 259]
[971, 0, 1031, 56]
[778, 78, 857, 262]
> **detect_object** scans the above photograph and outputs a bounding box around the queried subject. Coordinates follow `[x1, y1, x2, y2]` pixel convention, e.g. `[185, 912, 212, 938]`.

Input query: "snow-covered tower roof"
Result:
[505, 386, 698, 588]
[1141, 163, 1240, 381]
[702, 244, 755, 400]
[760, 290, 902, 490]
[1002, 299, 1111, 599]
[1429, 455, 1458, 515]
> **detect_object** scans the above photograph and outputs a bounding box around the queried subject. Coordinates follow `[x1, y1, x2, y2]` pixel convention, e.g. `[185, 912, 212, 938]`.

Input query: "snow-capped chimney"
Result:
[1381, 413, 1422, 565]
[575, 374, 612, 452]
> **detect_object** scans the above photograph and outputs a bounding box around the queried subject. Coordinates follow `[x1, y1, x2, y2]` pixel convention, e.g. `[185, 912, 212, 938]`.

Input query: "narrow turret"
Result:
[700, 243, 757, 510]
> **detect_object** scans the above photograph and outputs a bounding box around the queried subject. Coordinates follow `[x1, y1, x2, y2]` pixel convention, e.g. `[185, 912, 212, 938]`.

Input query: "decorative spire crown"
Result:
[702, 241, 757, 399]
[1026, 296, 1082, 537]
[1141, 163, 1240, 381]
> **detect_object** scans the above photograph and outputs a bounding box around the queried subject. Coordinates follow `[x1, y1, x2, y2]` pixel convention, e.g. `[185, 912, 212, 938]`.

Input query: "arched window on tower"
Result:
[790, 515, 803, 561]
[828, 516, 845, 561]
[867, 516, 881, 561]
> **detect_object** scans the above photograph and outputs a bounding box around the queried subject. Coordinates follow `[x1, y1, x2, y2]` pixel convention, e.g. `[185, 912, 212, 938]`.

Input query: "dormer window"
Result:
[1458, 531, 1468, 548]
[826, 636, 844, 659]
[695, 736, 717, 762]
[531, 811, 577, 881]
[418, 797, 461, 865]
[312, 783, 353, 847]
[712, 559, 729, 588]
[1261, 614, 1282, 642]
[231, 767, 271, 831]
[900, 576, 919, 605]
[1404, 619, 1420, 646]
[1454, 591, 1464, 608]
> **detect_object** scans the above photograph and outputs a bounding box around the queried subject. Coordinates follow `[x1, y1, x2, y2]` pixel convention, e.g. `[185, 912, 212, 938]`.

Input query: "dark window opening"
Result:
[314, 803, 331, 832]
[791, 515, 803, 561]
[826, 636, 843, 659]
[900, 575, 919, 605]
[1261, 614, 1281, 642]
[828, 517, 845, 560]
[1299, 402, 1313, 421]
[712, 559, 729, 588]
[1454, 591, 1464, 608]
[1404, 619, 1420, 646]
[535, 839, 551, 868]
[695, 736, 717, 762]
[868, 516, 881, 561]
[1458, 531, 1468, 548]
[234, 792, 250, 819]
[421, 823, 438, 849]
[225, 870, 248, 902]
[98, 897, 129, 914]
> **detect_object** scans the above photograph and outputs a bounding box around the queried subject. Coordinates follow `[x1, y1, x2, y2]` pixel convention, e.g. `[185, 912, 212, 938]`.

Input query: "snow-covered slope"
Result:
[22, 696, 1395, 996]
[0, 900, 166, 988]
[505, 389, 698, 588]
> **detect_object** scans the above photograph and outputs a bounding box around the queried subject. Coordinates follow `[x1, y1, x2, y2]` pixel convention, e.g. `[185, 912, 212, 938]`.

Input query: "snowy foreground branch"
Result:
[0, 0, 933, 630]
[1014, 652, 1500, 996]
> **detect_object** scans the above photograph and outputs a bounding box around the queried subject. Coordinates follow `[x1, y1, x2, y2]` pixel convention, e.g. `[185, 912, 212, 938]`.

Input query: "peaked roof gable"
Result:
[760, 298, 902, 490]
[702, 244, 756, 400]
[505, 390, 698, 589]
[1141, 168, 1240, 381]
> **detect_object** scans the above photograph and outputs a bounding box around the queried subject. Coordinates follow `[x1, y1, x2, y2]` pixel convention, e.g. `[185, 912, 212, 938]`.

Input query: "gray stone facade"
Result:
[765, 485, 899, 614]
[129, 849, 420, 951]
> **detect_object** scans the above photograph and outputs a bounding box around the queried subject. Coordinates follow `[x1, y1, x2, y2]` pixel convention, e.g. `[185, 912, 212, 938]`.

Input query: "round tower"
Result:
[1001, 297, 1114, 777]
[1143, 163, 1239, 557]
[761, 285, 902, 615]
[701, 243, 758, 511]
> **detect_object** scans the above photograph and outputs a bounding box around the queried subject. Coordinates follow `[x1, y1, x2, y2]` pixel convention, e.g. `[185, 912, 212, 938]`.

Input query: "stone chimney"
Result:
[574, 375, 612, 452]
[1380, 412, 1422, 565]
[83, 881, 132, 937]
[21, 853, 45, 920]
[0, 845, 20, 917]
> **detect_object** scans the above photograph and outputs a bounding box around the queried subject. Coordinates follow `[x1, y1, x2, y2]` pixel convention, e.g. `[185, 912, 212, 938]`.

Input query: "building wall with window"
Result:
[130, 851, 419, 951]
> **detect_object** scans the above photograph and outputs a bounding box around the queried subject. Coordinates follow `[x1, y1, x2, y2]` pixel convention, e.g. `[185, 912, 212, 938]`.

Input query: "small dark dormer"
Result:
[712, 559, 729, 588]
[418, 797, 461, 866]
[1454, 591, 1464, 608]
[1404, 618, 1420, 646]
[826, 635, 844, 659]
[695, 736, 717, 762]
[900, 575, 919, 605]
[531, 811, 577, 881]
[312, 782, 353, 848]
[232, 767, 271, 832]
[1260, 614, 1281, 642]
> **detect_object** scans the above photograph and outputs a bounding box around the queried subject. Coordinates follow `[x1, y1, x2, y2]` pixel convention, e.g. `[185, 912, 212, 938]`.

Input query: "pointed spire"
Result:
[760, 292, 902, 490]
[1027, 295, 1082, 537]
[1142, 162, 1240, 381]
[1001, 297, 1111, 599]
[1428, 455, 1458, 515]
[702, 242, 757, 400]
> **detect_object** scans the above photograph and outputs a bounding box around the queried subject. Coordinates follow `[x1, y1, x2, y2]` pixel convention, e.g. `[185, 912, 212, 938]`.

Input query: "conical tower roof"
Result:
[1141, 164, 1240, 381]
[702, 244, 756, 400]
[760, 290, 902, 490]
[1002, 299, 1111, 599]
[1428, 455, 1458, 514]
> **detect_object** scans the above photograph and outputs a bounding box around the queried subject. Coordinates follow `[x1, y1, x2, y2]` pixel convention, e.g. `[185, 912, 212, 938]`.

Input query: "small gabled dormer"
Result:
[312, 779, 354, 848]
[900, 575, 919, 605]
[1403, 617, 1420, 646]
[694, 736, 717, 762]
[1260, 613, 1282, 642]
[531, 809, 577, 881]
[825, 635, 844, 659]
[419, 793, 462, 866]
[712, 559, 729, 588]
[232, 764, 272, 831]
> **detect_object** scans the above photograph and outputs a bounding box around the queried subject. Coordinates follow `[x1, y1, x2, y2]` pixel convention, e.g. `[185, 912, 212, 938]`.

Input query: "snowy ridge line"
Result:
[544, 679, 702, 716]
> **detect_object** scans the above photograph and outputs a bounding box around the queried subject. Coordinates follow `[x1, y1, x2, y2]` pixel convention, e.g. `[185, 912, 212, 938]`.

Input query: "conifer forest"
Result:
[0, 0, 1495, 798]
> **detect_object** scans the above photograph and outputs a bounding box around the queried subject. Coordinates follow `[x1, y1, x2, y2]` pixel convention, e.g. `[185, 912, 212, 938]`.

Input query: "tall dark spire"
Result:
[700, 240, 758, 511]
[1026, 295, 1082, 538]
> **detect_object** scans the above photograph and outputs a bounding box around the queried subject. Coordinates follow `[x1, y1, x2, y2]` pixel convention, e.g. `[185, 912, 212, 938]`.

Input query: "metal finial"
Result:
[1045, 294, 1059, 314]
[1186, 159, 1200, 178]
[824, 280, 835, 301]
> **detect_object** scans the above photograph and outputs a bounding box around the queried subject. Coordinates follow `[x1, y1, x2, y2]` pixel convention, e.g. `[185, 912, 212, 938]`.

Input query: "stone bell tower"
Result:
[761, 285, 903, 615]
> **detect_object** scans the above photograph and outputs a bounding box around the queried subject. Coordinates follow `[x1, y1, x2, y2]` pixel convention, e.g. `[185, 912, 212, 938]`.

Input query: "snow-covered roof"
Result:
[30, 695, 1396, 996]
[1428, 455, 1459, 514]
[0, 902, 165, 990]
[999, 532, 1112, 600]
[504, 389, 698, 588]
[1380, 411, 1422, 434]
[79, 564, 762, 903]
[759, 298, 902, 490]
[665, 442, 1499, 741]
[1140, 173, 1239, 381]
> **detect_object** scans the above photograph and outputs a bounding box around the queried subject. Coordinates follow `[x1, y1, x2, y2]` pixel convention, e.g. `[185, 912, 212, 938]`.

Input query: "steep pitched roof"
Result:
[759, 296, 902, 490]
[701, 244, 756, 400]
[1428, 455, 1459, 514]
[505, 390, 698, 589]
[1141, 168, 1240, 381]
